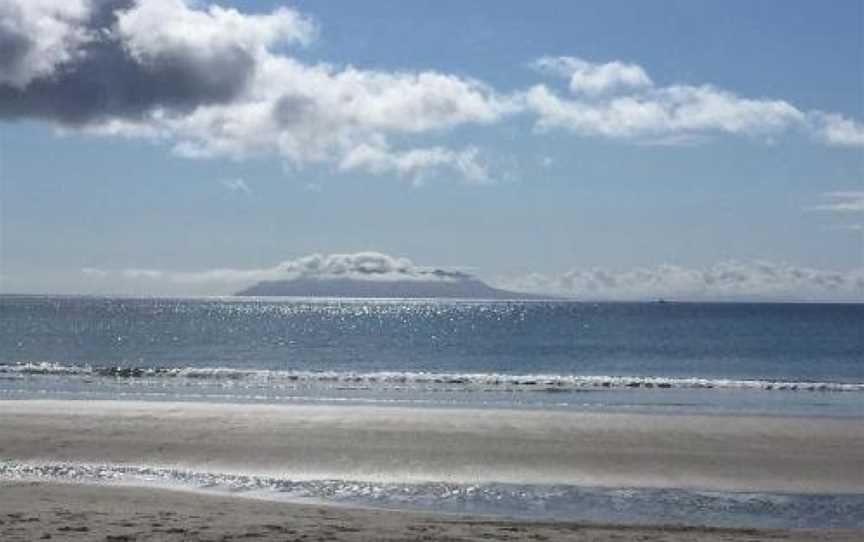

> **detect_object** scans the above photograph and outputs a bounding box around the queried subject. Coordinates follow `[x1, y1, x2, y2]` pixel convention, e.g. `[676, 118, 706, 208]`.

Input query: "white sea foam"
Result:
[2, 362, 862, 392]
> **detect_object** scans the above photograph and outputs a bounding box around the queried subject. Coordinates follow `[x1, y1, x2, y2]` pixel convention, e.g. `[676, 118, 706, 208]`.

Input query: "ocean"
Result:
[1, 295, 863, 527]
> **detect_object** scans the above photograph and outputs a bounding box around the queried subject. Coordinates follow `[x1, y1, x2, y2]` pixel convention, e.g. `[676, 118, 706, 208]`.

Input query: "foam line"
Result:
[2, 362, 862, 392]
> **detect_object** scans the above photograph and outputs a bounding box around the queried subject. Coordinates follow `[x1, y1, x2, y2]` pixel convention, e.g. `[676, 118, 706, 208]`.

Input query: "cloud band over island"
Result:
[2, 0, 862, 184]
[80, 251, 864, 301]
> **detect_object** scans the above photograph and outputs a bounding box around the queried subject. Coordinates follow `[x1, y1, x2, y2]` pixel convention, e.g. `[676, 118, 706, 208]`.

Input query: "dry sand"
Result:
[1, 481, 860, 542]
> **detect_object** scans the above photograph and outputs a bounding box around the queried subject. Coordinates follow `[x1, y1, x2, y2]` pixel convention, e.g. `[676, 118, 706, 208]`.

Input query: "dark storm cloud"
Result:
[0, 0, 254, 124]
[0, 23, 31, 79]
[0, 43, 254, 124]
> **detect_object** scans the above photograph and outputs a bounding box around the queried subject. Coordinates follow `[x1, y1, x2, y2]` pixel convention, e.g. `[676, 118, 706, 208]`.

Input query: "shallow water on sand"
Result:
[2, 462, 863, 529]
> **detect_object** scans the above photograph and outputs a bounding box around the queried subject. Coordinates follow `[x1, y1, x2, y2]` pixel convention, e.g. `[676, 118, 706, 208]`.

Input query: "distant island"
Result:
[235, 276, 544, 300]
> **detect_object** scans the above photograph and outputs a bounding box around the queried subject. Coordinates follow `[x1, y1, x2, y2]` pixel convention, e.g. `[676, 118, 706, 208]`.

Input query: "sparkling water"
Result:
[2, 295, 862, 527]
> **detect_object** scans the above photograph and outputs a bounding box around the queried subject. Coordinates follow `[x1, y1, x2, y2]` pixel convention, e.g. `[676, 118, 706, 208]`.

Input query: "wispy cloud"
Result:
[809, 191, 864, 213]
[835, 224, 864, 232]
[339, 145, 490, 185]
[81, 267, 109, 278]
[220, 178, 251, 194]
[121, 269, 165, 280]
[494, 260, 864, 301]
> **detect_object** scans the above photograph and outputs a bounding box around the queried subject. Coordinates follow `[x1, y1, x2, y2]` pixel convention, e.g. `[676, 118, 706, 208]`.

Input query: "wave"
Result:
[2, 362, 862, 393]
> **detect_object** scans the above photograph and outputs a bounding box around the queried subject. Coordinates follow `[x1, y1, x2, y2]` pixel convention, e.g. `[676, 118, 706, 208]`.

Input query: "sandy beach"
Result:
[1, 481, 861, 541]
[1, 400, 863, 540]
[1, 400, 863, 492]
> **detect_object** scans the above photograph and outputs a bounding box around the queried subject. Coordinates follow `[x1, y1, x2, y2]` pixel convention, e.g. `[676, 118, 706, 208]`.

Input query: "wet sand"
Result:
[1, 400, 863, 492]
[1, 481, 861, 542]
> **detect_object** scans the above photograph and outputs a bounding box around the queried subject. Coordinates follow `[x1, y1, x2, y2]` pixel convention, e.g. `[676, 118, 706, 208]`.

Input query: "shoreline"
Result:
[1, 481, 861, 542]
[2, 399, 863, 493]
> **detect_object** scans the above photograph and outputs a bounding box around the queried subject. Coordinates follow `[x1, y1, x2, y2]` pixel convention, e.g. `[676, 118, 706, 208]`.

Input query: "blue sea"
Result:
[1, 295, 862, 415]
[1, 295, 863, 528]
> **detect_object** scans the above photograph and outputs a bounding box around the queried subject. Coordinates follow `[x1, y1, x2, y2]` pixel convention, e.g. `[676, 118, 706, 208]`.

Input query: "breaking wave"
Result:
[2, 362, 862, 393]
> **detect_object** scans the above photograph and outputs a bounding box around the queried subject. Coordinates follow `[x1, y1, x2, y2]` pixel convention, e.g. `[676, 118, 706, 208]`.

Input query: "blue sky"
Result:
[0, 0, 862, 299]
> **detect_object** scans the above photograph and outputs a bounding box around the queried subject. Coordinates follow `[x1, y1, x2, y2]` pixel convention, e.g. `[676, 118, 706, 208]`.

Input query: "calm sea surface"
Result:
[1, 295, 861, 416]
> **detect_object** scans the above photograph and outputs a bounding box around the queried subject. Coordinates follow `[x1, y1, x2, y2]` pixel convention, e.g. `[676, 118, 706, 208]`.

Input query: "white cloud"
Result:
[533, 56, 652, 95]
[827, 224, 864, 232]
[154, 57, 511, 181]
[495, 260, 864, 301]
[339, 144, 489, 184]
[220, 177, 251, 194]
[83, 254, 864, 301]
[115, 0, 315, 60]
[811, 113, 864, 148]
[2, 3, 862, 184]
[1, 0, 506, 183]
[525, 56, 863, 148]
[121, 269, 165, 280]
[524, 56, 806, 142]
[0, 0, 91, 88]
[82, 251, 471, 287]
[809, 191, 864, 213]
[81, 266, 108, 278]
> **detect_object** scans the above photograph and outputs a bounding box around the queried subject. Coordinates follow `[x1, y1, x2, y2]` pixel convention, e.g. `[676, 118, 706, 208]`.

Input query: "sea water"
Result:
[1, 295, 862, 415]
[1, 295, 862, 527]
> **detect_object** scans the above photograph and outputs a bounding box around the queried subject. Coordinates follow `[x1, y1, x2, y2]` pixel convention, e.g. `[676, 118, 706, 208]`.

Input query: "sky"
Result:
[0, 0, 862, 300]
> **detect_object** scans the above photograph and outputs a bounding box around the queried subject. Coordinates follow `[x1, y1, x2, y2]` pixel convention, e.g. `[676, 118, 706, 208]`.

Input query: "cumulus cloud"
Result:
[533, 56, 652, 95]
[524, 56, 806, 142]
[0, 0, 314, 124]
[0, 0, 506, 182]
[809, 191, 864, 213]
[495, 260, 864, 301]
[2, 3, 862, 184]
[811, 113, 864, 148]
[154, 58, 507, 181]
[275, 252, 470, 280]
[524, 56, 862, 147]
[82, 251, 471, 286]
[0, 0, 92, 89]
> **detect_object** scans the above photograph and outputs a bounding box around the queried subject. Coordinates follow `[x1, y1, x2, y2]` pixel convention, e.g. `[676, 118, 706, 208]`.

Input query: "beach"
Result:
[2, 481, 861, 542]
[1, 400, 863, 540]
[2, 400, 863, 492]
